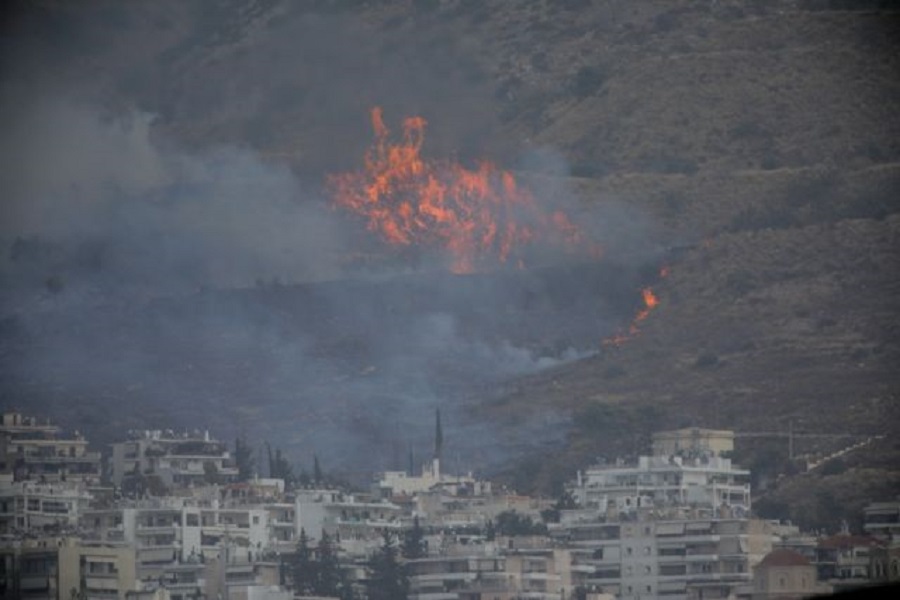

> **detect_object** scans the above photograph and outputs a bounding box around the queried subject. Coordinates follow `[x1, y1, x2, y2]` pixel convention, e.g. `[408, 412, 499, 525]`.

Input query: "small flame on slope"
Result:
[603, 266, 668, 347]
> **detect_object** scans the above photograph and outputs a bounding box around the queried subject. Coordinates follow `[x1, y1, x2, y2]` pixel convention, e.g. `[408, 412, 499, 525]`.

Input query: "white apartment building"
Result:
[408, 549, 576, 600]
[110, 429, 239, 490]
[82, 496, 270, 586]
[554, 430, 767, 600]
[0, 411, 102, 485]
[572, 453, 751, 518]
[864, 500, 900, 542]
[295, 488, 403, 558]
[0, 479, 92, 533]
[560, 517, 773, 600]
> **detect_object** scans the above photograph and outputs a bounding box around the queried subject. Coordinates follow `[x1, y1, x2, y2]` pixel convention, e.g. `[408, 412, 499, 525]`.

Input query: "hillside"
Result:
[1, 0, 898, 530]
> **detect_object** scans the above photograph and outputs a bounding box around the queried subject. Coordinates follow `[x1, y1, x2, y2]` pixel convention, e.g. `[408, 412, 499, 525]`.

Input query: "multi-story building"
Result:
[815, 533, 880, 591]
[864, 500, 900, 543]
[110, 429, 239, 490]
[651, 428, 735, 459]
[295, 488, 403, 558]
[571, 453, 751, 519]
[864, 500, 900, 584]
[405, 534, 582, 600]
[83, 496, 270, 563]
[58, 540, 139, 600]
[747, 548, 831, 600]
[0, 411, 102, 485]
[0, 479, 92, 534]
[554, 430, 767, 600]
[0, 535, 62, 600]
[561, 517, 773, 600]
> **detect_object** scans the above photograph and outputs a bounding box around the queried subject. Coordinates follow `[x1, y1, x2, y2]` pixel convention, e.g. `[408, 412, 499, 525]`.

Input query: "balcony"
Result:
[136, 525, 177, 535]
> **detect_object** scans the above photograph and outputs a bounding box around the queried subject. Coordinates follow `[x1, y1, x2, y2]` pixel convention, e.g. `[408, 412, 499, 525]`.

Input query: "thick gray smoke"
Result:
[0, 95, 345, 296]
[0, 2, 659, 482]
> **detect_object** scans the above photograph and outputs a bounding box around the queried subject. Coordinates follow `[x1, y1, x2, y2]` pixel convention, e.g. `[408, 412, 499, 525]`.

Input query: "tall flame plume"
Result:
[328, 107, 602, 273]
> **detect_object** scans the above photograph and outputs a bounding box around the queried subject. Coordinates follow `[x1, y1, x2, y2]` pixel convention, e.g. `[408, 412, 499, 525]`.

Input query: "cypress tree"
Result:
[402, 516, 426, 559]
[366, 531, 408, 600]
[291, 528, 317, 594]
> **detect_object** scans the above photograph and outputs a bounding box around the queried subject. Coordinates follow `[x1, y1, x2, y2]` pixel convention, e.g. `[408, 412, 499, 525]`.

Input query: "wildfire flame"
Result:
[603, 266, 668, 346]
[328, 107, 602, 273]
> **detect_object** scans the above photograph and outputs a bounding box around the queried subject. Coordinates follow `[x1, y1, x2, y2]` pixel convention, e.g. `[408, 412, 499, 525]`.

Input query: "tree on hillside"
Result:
[366, 531, 408, 600]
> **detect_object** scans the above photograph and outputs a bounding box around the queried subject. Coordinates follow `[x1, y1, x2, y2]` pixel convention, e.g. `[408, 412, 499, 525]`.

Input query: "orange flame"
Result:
[603, 270, 666, 347]
[328, 107, 602, 273]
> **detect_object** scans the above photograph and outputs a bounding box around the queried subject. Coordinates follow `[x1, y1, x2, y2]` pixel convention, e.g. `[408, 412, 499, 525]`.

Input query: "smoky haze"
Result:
[0, 2, 661, 480]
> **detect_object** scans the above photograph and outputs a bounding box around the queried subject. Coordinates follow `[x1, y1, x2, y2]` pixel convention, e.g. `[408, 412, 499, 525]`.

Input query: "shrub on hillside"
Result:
[571, 65, 607, 97]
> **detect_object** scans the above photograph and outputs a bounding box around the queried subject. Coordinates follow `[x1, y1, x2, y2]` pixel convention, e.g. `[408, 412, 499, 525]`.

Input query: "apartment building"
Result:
[58, 540, 139, 599]
[84, 497, 270, 561]
[651, 428, 735, 459]
[0, 479, 92, 534]
[746, 548, 831, 600]
[0, 411, 102, 484]
[815, 533, 880, 591]
[560, 516, 773, 600]
[864, 500, 900, 542]
[110, 429, 239, 490]
[571, 453, 751, 518]
[0, 535, 61, 599]
[295, 488, 403, 558]
[554, 431, 767, 600]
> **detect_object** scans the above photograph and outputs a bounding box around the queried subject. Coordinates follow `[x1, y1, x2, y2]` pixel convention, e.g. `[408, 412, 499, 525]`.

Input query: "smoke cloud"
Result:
[0, 93, 347, 296]
[0, 3, 661, 482]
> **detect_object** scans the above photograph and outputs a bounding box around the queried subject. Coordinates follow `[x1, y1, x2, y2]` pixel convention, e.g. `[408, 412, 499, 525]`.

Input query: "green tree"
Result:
[401, 516, 426, 559]
[484, 519, 496, 541]
[313, 453, 323, 485]
[494, 510, 547, 536]
[267, 444, 295, 487]
[202, 461, 221, 485]
[291, 529, 317, 594]
[366, 531, 408, 600]
[316, 531, 342, 596]
[234, 437, 254, 482]
[541, 490, 578, 524]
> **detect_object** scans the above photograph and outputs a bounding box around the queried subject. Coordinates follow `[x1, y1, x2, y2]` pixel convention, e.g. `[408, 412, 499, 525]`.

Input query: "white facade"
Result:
[110, 429, 238, 490]
[573, 454, 751, 518]
[83, 497, 270, 567]
[0, 411, 102, 485]
[0, 480, 92, 533]
[294, 488, 403, 558]
[560, 518, 773, 600]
